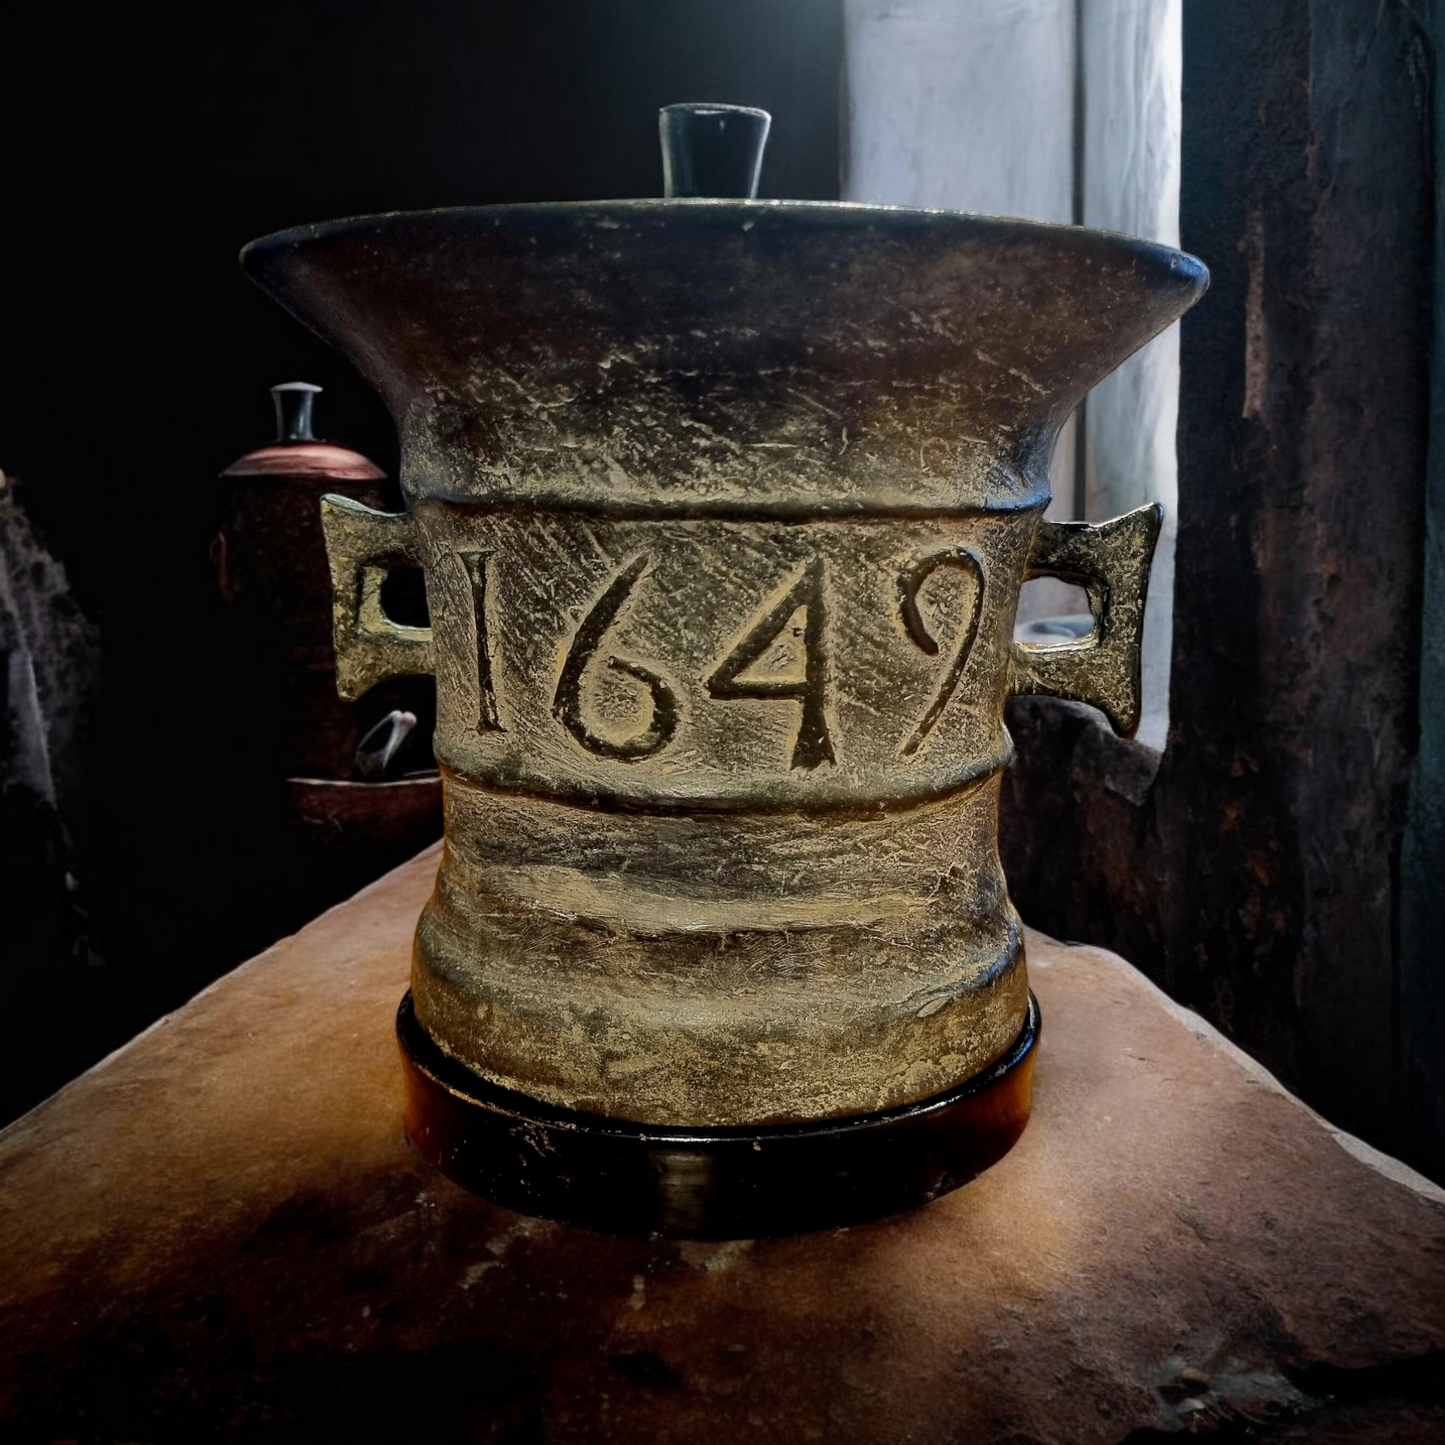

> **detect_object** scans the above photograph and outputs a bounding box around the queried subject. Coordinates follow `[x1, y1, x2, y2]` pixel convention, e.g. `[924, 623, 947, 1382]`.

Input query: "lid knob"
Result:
[270, 381, 322, 443]
[659, 103, 771, 199]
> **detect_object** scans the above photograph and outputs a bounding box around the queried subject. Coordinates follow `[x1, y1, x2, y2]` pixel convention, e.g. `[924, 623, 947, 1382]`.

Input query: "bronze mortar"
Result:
[242, 179, 1206, 1236]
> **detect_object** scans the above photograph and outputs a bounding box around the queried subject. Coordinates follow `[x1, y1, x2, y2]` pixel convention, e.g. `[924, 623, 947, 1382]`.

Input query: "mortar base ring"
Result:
[397, 990, 1039, 1240]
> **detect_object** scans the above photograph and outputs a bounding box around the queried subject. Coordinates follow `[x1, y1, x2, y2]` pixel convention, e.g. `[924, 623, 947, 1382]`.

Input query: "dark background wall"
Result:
[0, 0, 843, 1123]
[1000, 0, 1443, 1182]
[1403, 0, 1445, 1200]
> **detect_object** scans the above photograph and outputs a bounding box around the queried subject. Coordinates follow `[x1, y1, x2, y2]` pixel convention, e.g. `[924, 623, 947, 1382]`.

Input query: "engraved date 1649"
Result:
[468, 550, 986, 769]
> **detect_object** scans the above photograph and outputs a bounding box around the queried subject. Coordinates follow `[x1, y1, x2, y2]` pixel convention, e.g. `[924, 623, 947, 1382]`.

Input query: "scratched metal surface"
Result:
[246, 202, 1202, 1124]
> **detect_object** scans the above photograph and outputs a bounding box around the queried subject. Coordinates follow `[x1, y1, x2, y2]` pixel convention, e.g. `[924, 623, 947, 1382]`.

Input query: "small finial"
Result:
[270, 382, 322, 443]
[659, 103, 771, 199]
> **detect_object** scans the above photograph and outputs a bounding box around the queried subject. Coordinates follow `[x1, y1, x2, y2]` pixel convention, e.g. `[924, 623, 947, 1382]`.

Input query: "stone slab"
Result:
[1, 845, 1442, 1442]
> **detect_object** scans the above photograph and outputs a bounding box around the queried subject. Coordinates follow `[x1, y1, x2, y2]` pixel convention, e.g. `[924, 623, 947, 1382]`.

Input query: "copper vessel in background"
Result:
[216, 384, 441, 880]
[218, 382, 389, 779]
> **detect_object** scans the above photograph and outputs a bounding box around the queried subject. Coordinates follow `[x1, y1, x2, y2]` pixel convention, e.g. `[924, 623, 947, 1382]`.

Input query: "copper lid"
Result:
[222, 382, 384, 481]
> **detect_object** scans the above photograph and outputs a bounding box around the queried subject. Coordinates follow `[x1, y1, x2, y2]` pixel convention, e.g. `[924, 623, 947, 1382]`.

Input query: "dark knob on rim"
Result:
[270, 381, 322, 443]
[659, 102, 771, 199]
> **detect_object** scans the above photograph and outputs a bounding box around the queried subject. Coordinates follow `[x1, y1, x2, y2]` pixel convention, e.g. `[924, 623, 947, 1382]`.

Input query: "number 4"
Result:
[706, 557, 835, 771]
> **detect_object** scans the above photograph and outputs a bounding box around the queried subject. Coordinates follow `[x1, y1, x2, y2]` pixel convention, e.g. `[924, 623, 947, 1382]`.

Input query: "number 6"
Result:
[553, 554, 678, 762]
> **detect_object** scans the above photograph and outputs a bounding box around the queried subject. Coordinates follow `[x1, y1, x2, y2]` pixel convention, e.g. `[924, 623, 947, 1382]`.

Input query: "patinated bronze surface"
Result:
[242, 199, 1205, 1215]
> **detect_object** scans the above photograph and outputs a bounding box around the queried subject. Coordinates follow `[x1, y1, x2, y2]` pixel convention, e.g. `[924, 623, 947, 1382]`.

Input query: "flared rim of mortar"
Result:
[239, 201, 1209, 513]
[241, 197, 1208, 283]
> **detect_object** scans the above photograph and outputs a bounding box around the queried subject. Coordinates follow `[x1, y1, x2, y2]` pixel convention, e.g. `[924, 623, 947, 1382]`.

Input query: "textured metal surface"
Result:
[318, 495, 433, 701]
[1010, 504, 1163, 737]
[243, 199, 1206, 1128]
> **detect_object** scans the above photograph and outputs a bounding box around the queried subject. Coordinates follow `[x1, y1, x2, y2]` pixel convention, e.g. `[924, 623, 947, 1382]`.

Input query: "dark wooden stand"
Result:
[399, 991, 1039, 1240]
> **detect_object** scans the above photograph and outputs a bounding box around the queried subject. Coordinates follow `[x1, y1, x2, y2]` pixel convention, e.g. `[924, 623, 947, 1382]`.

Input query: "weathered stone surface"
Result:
[0, 847, 1441, 1441]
